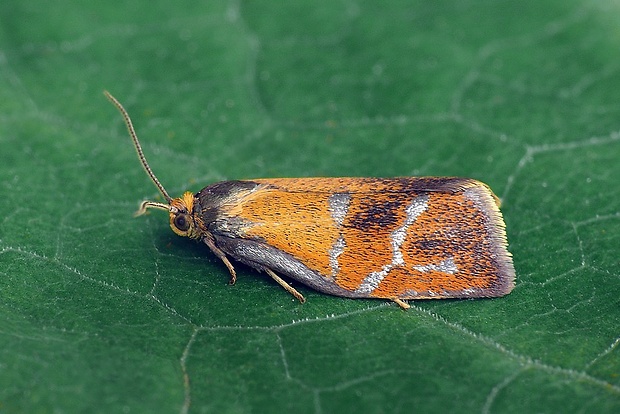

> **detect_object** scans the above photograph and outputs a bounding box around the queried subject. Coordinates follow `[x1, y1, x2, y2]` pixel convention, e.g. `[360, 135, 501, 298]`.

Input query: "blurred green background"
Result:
[1, 1, 619, 413]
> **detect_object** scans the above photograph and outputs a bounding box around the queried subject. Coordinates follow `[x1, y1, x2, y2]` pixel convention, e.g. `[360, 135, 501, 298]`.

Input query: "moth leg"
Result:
[392, 298, 410, 310]
[203, 237, 237, 285]
[264, 268, 306, 303]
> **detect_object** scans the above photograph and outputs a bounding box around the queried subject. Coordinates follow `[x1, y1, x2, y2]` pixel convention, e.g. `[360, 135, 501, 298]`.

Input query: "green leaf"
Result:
[1, 1, 619, 413]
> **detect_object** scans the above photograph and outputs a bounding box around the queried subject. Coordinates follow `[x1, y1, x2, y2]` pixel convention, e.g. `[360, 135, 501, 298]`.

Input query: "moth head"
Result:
[134, 192, 201, 239]
[104, 90, 203, 240]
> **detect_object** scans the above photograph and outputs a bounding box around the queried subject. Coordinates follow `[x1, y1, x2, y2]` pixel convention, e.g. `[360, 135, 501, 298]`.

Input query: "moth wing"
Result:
[207, 178, 514, 300]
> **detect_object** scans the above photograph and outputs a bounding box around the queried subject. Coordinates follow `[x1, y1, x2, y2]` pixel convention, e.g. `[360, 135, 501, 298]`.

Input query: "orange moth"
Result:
[105, 91, 515, 309]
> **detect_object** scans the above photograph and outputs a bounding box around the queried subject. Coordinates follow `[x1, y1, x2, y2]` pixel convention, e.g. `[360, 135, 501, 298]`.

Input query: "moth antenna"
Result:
[134, 201, 172, 217]
[104, 90, 173, 203]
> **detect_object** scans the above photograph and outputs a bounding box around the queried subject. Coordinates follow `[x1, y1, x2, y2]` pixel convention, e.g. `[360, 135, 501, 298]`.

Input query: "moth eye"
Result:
[174, 214, 190, 231]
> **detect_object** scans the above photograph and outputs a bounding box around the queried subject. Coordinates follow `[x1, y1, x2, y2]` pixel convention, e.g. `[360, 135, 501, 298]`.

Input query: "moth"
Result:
[105, 91, 515, 309]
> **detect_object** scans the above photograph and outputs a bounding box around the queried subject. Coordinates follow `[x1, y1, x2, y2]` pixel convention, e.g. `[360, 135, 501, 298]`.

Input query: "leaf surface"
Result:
[1, 1, 619, 412]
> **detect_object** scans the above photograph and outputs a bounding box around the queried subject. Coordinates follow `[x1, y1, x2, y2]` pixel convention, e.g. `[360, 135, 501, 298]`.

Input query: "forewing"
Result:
[213, 178, 514, 300]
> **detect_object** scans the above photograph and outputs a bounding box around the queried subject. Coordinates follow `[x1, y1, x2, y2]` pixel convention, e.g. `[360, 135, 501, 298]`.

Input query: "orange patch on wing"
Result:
[333, 193, 411, 290]
[365, 192, 507, 298]
[237, 189, 339, 277]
